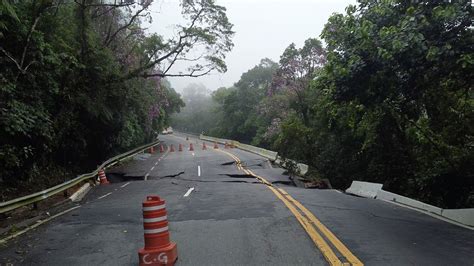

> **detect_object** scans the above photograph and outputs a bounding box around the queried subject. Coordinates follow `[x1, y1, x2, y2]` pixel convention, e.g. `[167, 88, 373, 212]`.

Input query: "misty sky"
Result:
[147, 0, 356, 93]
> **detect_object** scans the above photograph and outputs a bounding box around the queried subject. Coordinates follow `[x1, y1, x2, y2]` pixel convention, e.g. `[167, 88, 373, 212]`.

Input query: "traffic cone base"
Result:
[99, 169, 109, 185]
[138, 242, 177, 266]
[139, 195, 178, 266]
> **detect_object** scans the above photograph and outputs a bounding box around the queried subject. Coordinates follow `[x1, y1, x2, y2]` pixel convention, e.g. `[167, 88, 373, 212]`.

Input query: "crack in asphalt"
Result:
[170, 177, 262, 185]
[271, 181, 295, 186]
[241, 162, 264, 168]
[219, 174, 255, 179]
[158, 171, 185, 178]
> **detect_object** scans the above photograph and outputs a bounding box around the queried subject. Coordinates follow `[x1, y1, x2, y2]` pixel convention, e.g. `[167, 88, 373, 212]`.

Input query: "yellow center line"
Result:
[215, 148, 363, 266]
[267, 185, 342, 265]
[278, 189, 364, 266]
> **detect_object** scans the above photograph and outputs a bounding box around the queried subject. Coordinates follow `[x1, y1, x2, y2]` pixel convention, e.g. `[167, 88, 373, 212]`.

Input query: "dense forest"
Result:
[173, 0, 473, 208]
[0, 0, 234, 200]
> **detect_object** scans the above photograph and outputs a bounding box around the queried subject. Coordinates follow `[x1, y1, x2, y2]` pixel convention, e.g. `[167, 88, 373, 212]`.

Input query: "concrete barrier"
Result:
[441, 209, 474, 227]
[69, 183, 91, 202]
[376, 189, 442, 215]
[345, 181, 383, 199]
[275, 156, 309, 175]
[375, 188, 473, 228]
[200, 134, 278, 161]
[296, 163, 309, 176]
[235, 142, 278, 161]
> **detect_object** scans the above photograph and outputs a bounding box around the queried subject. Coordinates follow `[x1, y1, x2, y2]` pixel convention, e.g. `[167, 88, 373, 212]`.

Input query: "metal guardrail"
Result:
[0, 139, 160, 214]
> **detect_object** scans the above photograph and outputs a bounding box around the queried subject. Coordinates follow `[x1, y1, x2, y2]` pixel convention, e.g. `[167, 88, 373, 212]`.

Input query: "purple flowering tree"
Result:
[261, 38, 326, 139]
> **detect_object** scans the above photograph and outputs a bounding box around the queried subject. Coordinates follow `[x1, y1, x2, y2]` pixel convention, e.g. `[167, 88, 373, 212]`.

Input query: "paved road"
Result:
[1, 133, 473, 265]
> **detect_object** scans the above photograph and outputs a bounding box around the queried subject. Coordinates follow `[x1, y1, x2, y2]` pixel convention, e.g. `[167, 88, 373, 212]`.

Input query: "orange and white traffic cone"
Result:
[178, 144, 183, 152]
[160, 144, 164, 153]
[170, 144, 175, 152]
[98, 169, 109, 185]
[214, 142, 218, 149]
[150, 146, 155, 154]
[189, 143, 194, 151]
[202, 142, 207, 150]
[138, 196, 178, 266]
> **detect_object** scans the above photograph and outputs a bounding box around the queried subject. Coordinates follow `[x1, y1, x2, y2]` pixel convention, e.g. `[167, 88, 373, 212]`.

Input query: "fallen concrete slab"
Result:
[345, 181, 383, 198]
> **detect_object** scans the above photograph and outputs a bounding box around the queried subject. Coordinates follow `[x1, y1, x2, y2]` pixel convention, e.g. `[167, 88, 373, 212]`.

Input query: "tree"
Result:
[318, 0, 473, 207]
[211, 58, 278, 144]
[0, 0, 231, 200]
[122, 0, 234, 79]
[269, 38, 326, 125]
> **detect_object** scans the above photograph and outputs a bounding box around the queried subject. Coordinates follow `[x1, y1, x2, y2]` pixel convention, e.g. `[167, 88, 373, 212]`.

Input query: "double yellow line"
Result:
[217, 149, 363, 266]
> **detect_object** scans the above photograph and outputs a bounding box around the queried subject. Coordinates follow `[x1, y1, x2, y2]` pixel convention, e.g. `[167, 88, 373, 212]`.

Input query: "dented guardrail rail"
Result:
[0, 139, 160, 214]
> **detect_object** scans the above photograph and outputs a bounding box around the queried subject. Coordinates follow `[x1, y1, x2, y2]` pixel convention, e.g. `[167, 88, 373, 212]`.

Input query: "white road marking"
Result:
[121, 182, 130, 188]
[98, 192, 112, 199]
[198, 165, 201, 176]
[183, 187, 195, 197]
[144, 148, 170, 181]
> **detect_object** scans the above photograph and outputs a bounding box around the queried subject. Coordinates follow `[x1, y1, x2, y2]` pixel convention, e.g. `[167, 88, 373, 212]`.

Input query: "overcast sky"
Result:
[147, 0, 356, 93]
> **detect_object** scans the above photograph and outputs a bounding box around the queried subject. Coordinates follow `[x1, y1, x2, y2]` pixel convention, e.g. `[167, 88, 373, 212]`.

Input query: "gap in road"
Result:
[156, 171, 185, 179]
[220, 173, 255, 179]
[214, 148, 363, 266]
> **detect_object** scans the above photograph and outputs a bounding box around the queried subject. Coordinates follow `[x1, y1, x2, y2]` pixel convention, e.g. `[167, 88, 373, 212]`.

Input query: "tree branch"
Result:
[121, 8, 205, 81]
[74, 0, 136, 8]
[104, 3, 148, 47]
[143, 67, 215, 78]
[0, 46, 22, 72]
[19, 15, 40, 72]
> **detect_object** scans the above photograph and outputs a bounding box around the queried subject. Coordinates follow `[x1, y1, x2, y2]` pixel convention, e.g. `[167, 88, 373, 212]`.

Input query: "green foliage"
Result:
[316, 0, 473, 208]
[0, 0, 233, 200]
[212, 59, 278, 144]
[206, 0, 472, 208]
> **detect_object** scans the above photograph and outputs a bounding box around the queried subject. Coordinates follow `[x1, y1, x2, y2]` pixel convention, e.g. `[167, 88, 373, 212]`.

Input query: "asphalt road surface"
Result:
[1, 133, 473, 265]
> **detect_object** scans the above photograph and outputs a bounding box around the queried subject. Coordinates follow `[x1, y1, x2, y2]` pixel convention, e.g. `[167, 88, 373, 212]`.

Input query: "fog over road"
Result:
[1, 133, 473, 265]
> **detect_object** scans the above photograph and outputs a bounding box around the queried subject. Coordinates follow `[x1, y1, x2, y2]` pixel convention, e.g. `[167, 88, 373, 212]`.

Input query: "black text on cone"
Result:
[138, 195, 178, 266]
